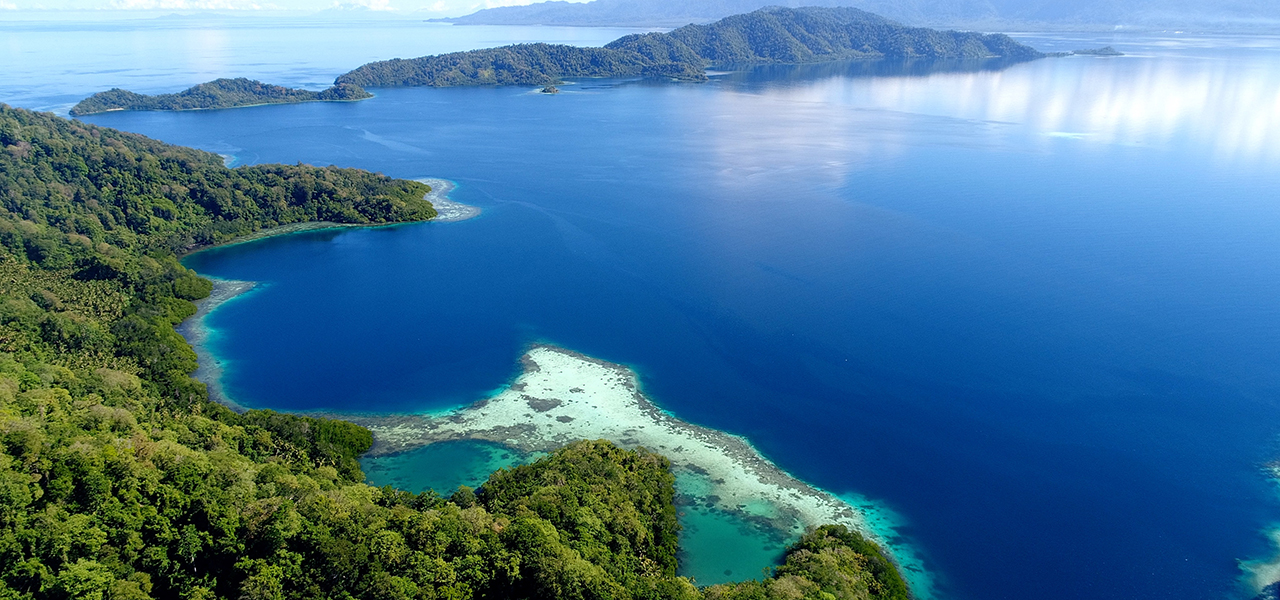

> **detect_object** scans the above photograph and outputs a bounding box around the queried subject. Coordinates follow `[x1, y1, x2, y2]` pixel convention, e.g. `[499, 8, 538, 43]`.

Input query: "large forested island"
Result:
[69, 78, 372, 117]
[0, 104, 908, 599]
[338, 6, 1043, 88]
[73, 7, 1044, 115]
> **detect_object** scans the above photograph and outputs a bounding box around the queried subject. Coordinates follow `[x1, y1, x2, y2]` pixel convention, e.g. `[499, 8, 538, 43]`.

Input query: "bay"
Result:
[8, 17, 1280, 600]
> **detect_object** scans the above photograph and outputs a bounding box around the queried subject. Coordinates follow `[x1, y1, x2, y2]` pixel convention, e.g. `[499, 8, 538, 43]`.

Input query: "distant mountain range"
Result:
[436, 0, 1280, 29]
[337, 6, 1043, 88]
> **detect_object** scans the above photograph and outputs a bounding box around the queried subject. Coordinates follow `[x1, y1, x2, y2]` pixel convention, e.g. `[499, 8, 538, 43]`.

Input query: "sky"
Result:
[0, 0, 577, 15]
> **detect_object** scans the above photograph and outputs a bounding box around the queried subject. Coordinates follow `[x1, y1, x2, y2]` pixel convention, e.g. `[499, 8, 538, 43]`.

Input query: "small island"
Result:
[541, 85, 560, 94]
[69, 77, 373, 116]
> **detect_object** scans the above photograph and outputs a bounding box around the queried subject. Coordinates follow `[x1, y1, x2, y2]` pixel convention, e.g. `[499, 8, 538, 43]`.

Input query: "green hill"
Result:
[0, 104, 909, 600]
[69, 78, 372, 117]
[337, 6, 1042, 88]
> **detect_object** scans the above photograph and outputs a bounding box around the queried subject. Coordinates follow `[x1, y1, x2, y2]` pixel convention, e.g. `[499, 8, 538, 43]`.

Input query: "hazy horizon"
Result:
[3, 0, 1279, 28]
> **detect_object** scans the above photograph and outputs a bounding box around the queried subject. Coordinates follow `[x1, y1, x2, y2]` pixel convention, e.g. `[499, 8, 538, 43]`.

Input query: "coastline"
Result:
[186, 177, 478, 255]
[344, 344, 933, 597]
[175, 277, 257, 412]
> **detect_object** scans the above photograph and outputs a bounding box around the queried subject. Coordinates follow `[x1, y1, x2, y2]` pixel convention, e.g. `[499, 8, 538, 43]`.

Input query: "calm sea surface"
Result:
[7, 16, 1280, 600]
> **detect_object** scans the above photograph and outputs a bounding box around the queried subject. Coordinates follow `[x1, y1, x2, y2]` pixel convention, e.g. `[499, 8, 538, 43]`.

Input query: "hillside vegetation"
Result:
[0, 104, 909, 599]
[70, 79, 372, 117]
[337, 6, 1042, 88]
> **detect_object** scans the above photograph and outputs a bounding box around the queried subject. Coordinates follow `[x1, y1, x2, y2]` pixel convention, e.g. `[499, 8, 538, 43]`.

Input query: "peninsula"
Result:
[0, 104, 910, 599]
[69, 77, 372, 116]
[337, 6, 1044, 88]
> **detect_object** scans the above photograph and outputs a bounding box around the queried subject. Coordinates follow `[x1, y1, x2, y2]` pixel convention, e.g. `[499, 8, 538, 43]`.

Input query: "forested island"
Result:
[71, 7, 1046, 112]
[69, 78, 372, 117]
[337, 6, 1044, 88]
[0, 104, 908, 599]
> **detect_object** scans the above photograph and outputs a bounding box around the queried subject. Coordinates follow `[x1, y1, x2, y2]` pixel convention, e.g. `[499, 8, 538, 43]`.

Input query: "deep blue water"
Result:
[9, 18, 1280, 600]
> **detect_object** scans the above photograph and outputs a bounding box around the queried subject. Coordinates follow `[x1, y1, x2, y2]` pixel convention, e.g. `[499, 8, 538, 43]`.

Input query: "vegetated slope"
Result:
[335, 43, 707, 88]
[0, 104, 911, 599]
[610, 6, 1041, 65]
[338, 6, 1042, 88]
[70, 78, 372, 117]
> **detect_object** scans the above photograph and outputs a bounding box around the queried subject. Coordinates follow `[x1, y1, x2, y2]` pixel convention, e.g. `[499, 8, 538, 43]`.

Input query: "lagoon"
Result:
[10, 17, 1280, 600]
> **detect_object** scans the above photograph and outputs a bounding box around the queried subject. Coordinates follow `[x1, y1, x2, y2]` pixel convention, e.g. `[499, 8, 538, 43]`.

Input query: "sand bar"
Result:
[416, 178, 480, 222]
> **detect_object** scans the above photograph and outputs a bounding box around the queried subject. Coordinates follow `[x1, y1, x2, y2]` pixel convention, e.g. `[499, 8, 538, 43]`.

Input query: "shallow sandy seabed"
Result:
[416, 178, 481, 223]
[352, 345, 870, 541]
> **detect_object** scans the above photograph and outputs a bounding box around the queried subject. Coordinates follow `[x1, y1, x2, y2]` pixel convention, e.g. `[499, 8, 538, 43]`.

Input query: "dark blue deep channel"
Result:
[83, 39, 1280, 600]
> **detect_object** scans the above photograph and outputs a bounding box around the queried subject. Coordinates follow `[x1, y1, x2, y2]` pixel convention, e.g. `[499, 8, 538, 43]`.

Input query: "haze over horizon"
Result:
[4, 0, 1279, 28]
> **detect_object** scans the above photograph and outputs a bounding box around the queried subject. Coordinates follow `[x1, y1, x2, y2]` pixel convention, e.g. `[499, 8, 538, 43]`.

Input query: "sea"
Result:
[5, 13, 1280, 600]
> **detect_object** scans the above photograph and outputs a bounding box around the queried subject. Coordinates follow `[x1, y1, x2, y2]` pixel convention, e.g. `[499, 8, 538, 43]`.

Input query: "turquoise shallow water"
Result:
[8, 18, 1280, 600]
[360, 442, 796, 586]
[360, 440, 534, 497]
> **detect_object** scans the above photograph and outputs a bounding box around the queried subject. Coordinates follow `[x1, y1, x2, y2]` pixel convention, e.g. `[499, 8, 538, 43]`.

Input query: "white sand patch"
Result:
[416, 178, 480, 222]
[358, 345, 867, 540]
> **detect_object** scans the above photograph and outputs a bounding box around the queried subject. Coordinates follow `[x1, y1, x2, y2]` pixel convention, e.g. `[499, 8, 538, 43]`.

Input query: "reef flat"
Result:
[415, 178, 480, 222]
[355, 345, 868, 541]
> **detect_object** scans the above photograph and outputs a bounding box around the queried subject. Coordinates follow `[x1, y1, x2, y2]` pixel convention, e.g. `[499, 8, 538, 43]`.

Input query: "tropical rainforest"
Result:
[336, 6, 1043, 88]
[0, 103, 908, 600]
[69, 79, 372, 117]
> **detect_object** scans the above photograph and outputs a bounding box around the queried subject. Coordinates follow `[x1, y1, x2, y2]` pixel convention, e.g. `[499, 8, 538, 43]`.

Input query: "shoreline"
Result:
[175, 277, 257, 412]
[341, 344, 934, 597]
[185, 177, 478, 256]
